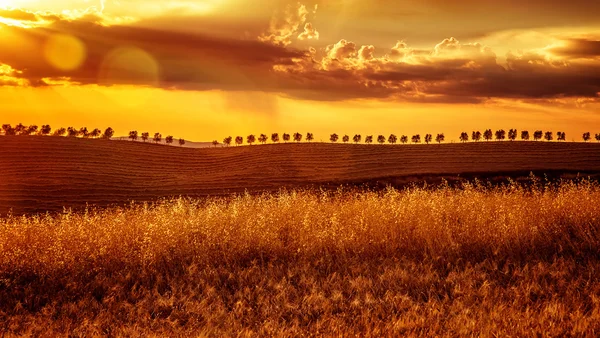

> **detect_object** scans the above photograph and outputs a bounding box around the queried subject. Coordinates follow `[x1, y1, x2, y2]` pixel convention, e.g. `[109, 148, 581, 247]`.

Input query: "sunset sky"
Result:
[1, 0, 599, 141]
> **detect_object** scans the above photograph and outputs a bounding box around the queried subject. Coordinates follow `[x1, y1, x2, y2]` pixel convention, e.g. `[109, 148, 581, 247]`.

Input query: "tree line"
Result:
[0, 124, 188, 146]
[1, 124, 115, 139]
[3, 124, 600, 146]
[127, 131, 186, 146]
[219, 130, 600, 146]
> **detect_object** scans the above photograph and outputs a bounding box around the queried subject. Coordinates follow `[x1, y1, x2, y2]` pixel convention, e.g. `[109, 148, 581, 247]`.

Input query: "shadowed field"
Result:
[1, 136, 600, 215]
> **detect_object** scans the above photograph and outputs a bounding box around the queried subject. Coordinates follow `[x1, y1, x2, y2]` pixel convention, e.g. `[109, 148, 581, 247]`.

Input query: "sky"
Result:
[0, 0, 599, 141]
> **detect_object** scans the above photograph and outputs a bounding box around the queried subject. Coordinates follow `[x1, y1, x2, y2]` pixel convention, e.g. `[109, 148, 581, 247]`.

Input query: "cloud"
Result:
[297, 22, 319, 41]
[0, 9, 305, 92]
[0, 7, 599, 104]
[326, 39, 357, 60]
[358, 45, 375, 61]
[274, 37, 600, 102]
[0, 64, 30, 86]
[547, 39, 600, 59]
[259, 3, 314, 46]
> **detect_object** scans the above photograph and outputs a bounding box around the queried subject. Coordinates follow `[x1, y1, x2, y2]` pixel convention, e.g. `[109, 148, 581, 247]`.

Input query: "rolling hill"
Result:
[1, 136, 600, 215]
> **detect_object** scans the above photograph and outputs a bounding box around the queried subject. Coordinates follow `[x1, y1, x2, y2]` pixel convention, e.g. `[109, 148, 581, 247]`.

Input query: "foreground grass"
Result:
[1, 180, 600, 336]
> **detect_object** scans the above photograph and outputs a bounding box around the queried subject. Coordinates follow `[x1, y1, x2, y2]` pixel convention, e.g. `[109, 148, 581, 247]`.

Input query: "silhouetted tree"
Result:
[153, 133, 162, 143]
[353, 134, 361, 143]
[283, 133, 291, 143]
[330, 133, 339, 143]
[67, 127, 79, 137]
[90, 128, 101, 138]
[224, 136, 233, 146]
[24, 125, 38, 135]
[235, 136, 243, 146]
[459, 132, 469, 143]
[179, 138, 185, 146]
[247, 134, 256, 145]
[15, 123, 26, 135]
[472, 131, 482, 142]
[388, 134, 397, 144]
[544, 131, 553, 141]
[596, 133, 600, 142]
[343, 135, 350, 143]
[293, 132, 303, 142]
[508, 129, 517, 141]
[521, 130, 530, 141]
[102, 127, 114, 139]
[411, 134, 421, 143]
[557, 132, 566, 141]
[436, 133, 445, 143]
[129, 131, 138, 141]
[259, 134, 268, 144]
[495, 129, 506, 141]
[400, 135, 408, 144]
[425, 134, 432, 144]
[583, 132, 591, 142]
[1, 124, 14, 135]
[271, 133, 279, 143]
[53, 128, 66, 137]
[306, 133, 314, 142]
[483, 129, 493, 141]
[533, 130, 543, 141]
[377, 135, 386, 144]
[141, 132, 149, 142]
[213, 140, 219, 147]
[165, 136, 174, 145]
[79, 127, 89, 138]
[40, 125, 52, 135]
[365, 135, 373, 144]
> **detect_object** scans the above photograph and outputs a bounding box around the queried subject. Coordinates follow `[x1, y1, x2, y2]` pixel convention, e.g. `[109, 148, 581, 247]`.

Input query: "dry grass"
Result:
[1, 179, 600, 336]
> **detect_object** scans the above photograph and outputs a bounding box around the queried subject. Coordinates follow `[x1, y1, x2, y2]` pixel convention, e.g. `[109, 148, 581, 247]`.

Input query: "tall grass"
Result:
[1, 180, 600, 336]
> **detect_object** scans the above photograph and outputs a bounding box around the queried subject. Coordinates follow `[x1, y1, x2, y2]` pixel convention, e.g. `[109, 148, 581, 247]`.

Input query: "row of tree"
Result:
[127, 131, 186, 146]
[220, 130, 600, 146]
[1, 124, 115, 139]
[458, 129, 569, 142]
[4, 124, 600, 146]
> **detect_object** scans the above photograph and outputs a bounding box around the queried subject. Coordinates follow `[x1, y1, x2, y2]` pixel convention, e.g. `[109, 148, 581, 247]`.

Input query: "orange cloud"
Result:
[258, 3, 311, 46]
[0, 8, 305, 90]
[274, 37, 600, 102]
[547, 39, 600, 59]
[0, 7, 599, 104]
[0, 64, 29, 86]
[297, 22, 319, 41]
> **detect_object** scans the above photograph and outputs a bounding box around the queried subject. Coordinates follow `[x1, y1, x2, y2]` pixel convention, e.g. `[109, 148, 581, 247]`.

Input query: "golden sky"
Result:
[1, 0, 599, 141]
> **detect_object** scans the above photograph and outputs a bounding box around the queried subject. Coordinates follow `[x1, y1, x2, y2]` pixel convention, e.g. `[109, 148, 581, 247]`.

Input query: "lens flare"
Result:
[44, 34, 86, 71]
[99, 47, 160, 87]
[99, 47, 161, 107]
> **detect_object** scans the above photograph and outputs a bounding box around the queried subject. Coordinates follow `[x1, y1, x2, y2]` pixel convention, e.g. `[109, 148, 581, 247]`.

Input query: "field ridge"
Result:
[2, 135, 600, 214]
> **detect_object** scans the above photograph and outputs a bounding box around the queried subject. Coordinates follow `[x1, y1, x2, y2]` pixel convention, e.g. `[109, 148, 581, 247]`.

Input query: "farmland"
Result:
[1, 135, 600, 215]
[2, 136, 600, 335]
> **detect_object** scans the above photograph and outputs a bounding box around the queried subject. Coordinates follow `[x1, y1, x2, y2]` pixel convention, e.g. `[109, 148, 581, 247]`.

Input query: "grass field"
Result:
[1, 136, 600, 215]
[1, 181, 599, 336]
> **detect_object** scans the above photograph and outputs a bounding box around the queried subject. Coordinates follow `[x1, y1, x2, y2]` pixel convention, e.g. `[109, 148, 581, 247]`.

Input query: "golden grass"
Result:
[1, 180, 600, 336]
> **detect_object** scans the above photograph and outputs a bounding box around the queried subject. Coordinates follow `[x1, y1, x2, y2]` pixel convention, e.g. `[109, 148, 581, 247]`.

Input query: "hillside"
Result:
[1, 136, 600, 215]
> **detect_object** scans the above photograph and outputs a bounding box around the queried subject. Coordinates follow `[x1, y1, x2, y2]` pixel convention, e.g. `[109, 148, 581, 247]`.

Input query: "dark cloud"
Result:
[0, 9, 305, 92]
[548, 39, 600, 59]
[272, 39, 600, 102]
[0, 8, 599, 104]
